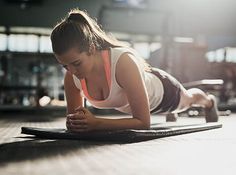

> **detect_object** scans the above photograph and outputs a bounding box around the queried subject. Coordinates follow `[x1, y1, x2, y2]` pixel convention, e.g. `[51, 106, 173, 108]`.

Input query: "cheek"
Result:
[77, 63, 89, 74]
[84, 60, 93, 71]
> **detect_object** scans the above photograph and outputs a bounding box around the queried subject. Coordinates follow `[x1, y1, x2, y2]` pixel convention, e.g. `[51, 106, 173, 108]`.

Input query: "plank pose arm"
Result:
[64, 53, 151, 132]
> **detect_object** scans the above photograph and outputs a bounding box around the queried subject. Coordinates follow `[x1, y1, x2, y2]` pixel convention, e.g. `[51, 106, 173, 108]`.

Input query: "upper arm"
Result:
[64, 71, 83, 114]
[116, 53, 150, 126]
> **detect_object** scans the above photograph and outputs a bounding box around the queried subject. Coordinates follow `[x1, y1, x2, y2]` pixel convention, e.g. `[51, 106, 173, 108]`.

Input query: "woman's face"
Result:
[55, 47, 94, 79]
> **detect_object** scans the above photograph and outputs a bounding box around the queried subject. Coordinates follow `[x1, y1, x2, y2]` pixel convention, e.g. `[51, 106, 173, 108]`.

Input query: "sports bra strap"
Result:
[80, 50, 111, 101]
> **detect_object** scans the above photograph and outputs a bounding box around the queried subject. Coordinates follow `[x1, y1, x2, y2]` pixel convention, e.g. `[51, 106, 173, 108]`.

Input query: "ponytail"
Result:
[51, 9, 126, 55]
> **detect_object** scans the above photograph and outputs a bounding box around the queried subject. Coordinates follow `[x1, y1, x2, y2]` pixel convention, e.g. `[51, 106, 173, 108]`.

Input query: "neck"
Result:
[86, 50, 104, 80]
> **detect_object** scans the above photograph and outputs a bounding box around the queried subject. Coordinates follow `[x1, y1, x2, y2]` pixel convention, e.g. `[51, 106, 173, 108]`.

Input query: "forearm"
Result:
[66, 107, 151, 132]
[94, 117, 150, 131]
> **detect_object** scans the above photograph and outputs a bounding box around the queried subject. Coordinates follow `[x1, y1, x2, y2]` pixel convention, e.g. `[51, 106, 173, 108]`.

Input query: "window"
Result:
[39, 36, 52, 53]
[226, 47, 236, 63]
[8, 34, 39, 52]
[0, 34, 7, 51]
[206, 47, 236, 63]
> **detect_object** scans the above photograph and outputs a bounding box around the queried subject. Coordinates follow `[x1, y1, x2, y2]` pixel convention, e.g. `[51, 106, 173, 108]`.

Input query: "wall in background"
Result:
[0, 0, 235, 50]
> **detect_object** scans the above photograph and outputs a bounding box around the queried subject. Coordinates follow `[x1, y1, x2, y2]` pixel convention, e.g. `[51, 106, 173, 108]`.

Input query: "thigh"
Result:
[151, 68, 181, 113]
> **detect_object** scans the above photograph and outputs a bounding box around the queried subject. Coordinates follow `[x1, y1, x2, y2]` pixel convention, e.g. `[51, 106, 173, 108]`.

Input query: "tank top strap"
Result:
[101, 50, 111, 89]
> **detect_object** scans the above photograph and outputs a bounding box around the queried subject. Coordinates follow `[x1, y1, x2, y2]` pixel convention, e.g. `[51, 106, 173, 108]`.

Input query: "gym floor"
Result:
[0, 113, 235, 175]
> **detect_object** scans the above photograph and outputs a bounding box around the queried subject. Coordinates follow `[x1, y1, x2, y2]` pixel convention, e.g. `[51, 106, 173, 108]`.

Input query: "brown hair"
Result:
[50, 9, 125, 55]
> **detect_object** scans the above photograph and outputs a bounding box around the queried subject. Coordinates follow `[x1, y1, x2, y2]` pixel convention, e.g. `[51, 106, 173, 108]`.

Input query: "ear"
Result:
[87, 44, 96, 56]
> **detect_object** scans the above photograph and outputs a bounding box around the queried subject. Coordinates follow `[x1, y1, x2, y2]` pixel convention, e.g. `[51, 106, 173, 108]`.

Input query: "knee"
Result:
[181, 91, 199, 108]
[187, 88, 205, 96]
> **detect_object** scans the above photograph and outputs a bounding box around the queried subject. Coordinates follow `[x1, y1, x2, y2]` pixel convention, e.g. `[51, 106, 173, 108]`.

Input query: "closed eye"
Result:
[60, 59, 81, 70]
[72, 61, 81, 67]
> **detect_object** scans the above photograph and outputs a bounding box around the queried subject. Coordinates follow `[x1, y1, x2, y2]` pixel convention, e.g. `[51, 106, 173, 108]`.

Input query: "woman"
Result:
[50, 9, 218, 132]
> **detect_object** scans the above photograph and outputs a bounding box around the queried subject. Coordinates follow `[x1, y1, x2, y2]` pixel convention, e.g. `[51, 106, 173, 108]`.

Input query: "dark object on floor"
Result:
[166, 113, 178, 122]
[21, 123, 222, 143]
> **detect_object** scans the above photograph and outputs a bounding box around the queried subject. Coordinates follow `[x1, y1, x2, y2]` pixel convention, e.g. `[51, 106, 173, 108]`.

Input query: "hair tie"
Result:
[67, 13, 85, 23]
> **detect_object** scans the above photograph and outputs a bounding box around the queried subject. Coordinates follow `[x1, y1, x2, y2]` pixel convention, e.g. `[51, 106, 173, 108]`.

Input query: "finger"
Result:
[66, 118, 80, 130]
[66, 122, 72, 130]
[67, 113, 75, 117]
[67, 113, 85, 120]
[72, 125, 88, 130]
[66, 115, 73, 121]
[70, 124, 88, 130]
[67, 113, 76, 120]
[66, 118, 74, 124]
[66, 119, 73, 126]
[75, 106, 89, 114]
[67, 113, 84, 118]
[70, 128, 89, 133]
[75, 106, 85, 114]
[71, 119, 87, 125]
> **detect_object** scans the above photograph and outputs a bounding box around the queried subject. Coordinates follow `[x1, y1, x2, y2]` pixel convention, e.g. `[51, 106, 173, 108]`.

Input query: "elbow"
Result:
[134, 117, 150, 130]
[144, 123, 151, 130]
[140, 121, 150, 130]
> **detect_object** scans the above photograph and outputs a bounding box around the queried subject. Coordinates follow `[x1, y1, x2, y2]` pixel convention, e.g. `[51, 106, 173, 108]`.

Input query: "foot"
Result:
[205, 94, 219, 122]
[166, 113, 178, 122]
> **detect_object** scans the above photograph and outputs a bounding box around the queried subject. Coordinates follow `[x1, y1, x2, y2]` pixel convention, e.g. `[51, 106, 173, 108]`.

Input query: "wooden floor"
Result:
[0, 113, 236, 175]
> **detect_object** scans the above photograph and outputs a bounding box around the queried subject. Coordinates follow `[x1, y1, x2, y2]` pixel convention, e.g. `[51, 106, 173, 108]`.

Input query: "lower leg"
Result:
[187, 88, 212, 108]
[187, 88, 218, 122]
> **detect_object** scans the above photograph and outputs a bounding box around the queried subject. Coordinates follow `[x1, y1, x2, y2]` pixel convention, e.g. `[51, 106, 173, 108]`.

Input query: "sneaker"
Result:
[205, 94, 219, 122]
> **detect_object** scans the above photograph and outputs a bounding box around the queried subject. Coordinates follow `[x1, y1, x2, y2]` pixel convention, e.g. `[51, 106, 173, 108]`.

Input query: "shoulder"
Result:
[116, 52, 139, 71]
[110, 47, 134, 59]
[111, 47, 143, 70]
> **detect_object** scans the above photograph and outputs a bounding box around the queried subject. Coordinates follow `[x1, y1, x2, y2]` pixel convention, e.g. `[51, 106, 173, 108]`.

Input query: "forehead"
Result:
[55, 47, 82, 64]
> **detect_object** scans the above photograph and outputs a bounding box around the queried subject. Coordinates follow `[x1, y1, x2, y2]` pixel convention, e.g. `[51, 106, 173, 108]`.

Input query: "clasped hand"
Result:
[66, 106, 97, 132]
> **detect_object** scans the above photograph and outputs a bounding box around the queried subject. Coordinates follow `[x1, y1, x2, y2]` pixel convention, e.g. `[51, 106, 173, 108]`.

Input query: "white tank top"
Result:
[72, 47, 164, 114]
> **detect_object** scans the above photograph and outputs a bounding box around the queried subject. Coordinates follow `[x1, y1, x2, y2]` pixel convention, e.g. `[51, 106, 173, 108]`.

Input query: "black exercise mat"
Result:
[21, 123, 222, 143]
